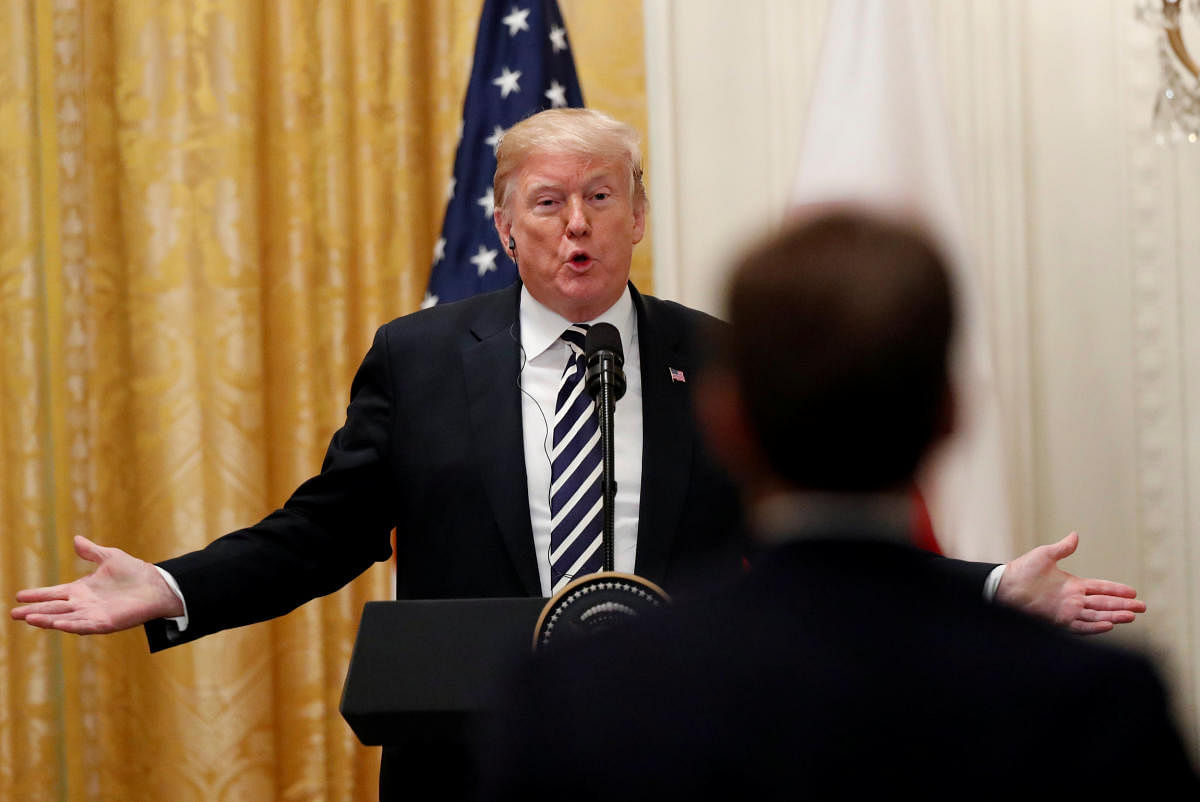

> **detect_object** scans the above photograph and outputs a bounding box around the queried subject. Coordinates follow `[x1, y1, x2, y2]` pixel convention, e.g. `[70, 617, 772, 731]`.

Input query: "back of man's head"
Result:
[719, 208, 956, 492]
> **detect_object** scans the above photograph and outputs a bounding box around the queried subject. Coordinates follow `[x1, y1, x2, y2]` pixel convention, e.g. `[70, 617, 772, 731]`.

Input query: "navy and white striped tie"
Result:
[549, 324, 604, 592]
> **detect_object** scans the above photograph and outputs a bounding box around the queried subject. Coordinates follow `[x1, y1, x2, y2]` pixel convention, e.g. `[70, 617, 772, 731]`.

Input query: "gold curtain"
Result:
[0, 1, 647, 799]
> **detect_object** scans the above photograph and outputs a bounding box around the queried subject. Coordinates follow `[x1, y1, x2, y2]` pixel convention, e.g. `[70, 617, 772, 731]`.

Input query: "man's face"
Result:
[494, 150, 645, 322]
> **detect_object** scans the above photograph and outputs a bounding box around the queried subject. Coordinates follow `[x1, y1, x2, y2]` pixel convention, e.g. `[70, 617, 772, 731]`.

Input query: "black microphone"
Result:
[584, 323, 626, 401]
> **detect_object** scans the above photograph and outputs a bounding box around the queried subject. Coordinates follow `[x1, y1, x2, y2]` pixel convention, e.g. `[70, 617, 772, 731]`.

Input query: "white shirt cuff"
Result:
[153, 565, 190, 632]
[984, 564, 1006, 602]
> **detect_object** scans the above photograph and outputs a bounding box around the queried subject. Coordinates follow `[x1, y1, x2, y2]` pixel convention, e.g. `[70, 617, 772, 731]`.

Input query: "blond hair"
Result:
[493, 108, 647, 212]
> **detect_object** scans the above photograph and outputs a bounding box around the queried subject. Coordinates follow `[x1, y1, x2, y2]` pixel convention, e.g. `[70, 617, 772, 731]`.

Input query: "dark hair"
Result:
[720, 209, 956, 491]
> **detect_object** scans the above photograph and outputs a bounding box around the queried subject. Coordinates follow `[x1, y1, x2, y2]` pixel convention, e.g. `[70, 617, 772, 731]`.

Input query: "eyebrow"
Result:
[524, 173, 619, 197]
[524, 181, 563, 196]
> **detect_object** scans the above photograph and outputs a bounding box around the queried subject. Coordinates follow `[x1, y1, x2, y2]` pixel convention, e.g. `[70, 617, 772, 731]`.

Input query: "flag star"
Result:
[484, 125, 505, 150]
[492, 66, 522, 98]
[433, 237, 446, 263]
[446, 176, 456, 200]
[470, 244, 499, 277]
[421, 292, 438, 309]
[477, 188, 495, 219]
[544, 80, 568, 108]
[548, 25, 567, 53]
[502, 6, 531, 36]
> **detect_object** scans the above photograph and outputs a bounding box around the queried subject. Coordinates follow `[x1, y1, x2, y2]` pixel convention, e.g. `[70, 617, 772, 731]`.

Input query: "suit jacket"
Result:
[483, 534, 1199, 799]
[146, 282, 743, 650]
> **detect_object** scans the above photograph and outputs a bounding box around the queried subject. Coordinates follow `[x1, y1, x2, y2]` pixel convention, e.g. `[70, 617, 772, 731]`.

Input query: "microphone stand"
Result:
[585, 325, 626, 573]
[595, 377, 617, 572]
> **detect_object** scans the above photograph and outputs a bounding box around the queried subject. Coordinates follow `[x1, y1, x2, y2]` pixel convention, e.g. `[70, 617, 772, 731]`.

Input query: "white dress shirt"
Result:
[518, 285, 642, 595]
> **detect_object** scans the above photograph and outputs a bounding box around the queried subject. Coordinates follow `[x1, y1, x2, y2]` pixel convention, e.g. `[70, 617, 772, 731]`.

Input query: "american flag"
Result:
[423, 0, 585, 308]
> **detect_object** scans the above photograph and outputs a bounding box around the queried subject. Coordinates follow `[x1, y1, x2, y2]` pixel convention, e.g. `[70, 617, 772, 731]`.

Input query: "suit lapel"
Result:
[461, 285, 542, 596]
[631, 286, 695, 583]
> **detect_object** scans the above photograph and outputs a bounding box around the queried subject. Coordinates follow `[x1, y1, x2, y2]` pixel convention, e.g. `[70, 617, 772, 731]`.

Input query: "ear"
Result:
[631, 199, 646, 245]
[494, 209, 515, 261]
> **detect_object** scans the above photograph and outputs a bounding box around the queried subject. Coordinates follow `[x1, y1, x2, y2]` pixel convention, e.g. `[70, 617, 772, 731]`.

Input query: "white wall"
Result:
[644, 0, 1200, 761]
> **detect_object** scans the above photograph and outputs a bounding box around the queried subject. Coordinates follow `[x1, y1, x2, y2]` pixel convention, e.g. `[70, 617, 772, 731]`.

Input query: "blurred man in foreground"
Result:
[481, 209, 1198, 798]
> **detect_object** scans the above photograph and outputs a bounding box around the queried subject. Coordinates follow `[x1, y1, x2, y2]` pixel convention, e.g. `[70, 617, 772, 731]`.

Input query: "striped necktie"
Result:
[549, 324, 604, 592]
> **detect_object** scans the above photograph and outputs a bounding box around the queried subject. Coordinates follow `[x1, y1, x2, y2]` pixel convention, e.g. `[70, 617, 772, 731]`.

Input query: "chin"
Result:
[561, 284, 619, 314]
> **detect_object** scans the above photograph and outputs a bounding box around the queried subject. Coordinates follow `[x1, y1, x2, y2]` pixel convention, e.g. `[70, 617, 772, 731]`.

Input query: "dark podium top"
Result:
[339, 597, 547, 746]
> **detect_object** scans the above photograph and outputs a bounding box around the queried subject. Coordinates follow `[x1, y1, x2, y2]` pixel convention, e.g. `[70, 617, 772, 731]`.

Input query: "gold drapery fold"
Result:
[1, 1, 646, 799]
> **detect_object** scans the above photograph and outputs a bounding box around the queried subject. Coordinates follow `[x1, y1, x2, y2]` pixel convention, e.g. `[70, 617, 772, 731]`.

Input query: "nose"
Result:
[565, 196, 589, 238]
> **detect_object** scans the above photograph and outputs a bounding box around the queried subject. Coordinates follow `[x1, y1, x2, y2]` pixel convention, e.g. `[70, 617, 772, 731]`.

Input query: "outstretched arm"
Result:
[996, 532, 1145, 634]
[10, 535, 183, 634]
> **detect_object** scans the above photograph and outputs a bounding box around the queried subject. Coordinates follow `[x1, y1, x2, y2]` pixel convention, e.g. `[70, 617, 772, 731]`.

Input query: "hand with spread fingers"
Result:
[11, 535, 182, 635]
[997, 532, 1145, 634]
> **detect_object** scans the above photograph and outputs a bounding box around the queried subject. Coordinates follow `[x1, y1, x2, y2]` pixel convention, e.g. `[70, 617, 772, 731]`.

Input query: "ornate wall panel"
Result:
[1117, 0, 1200, 747]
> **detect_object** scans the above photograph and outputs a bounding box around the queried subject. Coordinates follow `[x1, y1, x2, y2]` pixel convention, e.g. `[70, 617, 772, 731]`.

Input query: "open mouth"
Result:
[567, 250, 592, 268]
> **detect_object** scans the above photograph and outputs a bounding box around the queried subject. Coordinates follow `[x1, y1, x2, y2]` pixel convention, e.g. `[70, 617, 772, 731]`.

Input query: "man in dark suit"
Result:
[11, 111, 1150, 793]
[481, 209, 1198, 798]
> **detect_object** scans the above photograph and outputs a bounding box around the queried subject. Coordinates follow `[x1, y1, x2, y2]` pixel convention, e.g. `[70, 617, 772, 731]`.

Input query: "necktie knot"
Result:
[561, 324, 589, 357]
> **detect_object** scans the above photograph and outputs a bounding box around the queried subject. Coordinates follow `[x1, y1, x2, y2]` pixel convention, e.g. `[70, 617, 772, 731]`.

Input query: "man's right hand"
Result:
[10, 535, 183, 634]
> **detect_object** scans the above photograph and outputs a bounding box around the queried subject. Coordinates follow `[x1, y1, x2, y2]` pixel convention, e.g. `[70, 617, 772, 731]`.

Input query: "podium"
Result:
[339, 597, 546, 746]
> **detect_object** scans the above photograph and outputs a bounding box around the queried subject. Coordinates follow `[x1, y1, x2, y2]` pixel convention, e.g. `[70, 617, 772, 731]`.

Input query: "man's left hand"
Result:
[996, 532, 1146, 634]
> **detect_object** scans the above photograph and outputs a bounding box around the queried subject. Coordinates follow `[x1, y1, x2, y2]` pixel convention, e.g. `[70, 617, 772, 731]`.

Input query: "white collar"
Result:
[519, 284, 636, 360]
